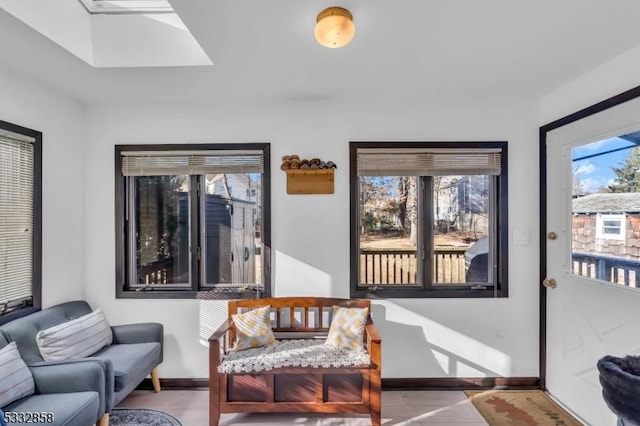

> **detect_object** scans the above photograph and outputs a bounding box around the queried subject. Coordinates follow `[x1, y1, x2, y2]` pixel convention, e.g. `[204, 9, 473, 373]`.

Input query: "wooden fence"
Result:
[360, 248, 467, 285]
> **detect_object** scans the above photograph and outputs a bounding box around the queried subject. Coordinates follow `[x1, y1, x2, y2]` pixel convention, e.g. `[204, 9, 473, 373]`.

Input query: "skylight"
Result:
[78, 0, 173, 15]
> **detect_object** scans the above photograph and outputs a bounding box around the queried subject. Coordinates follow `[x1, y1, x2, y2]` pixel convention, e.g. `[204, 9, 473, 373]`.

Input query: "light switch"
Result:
[513, 229, 530, 246]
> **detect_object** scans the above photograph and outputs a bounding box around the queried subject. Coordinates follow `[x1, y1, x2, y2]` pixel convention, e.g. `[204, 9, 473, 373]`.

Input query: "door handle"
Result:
[543, 278, 557, 289]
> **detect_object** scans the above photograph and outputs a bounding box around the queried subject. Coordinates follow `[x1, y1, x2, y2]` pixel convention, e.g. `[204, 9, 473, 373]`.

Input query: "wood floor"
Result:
[117, 389, 489, 425]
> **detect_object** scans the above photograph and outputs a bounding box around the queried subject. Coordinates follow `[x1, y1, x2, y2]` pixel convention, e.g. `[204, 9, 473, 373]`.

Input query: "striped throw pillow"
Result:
[36, 308, 113, 361]
[232, 306, 276, 351]
[325, 306, 368, 351]
[0, 342, 35, 407]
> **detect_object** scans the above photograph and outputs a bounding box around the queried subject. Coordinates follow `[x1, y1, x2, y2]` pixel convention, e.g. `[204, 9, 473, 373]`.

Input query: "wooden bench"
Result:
[209, 297, 381, 426]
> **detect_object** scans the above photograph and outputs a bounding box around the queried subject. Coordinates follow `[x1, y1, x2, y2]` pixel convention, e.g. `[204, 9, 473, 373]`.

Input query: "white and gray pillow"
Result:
[36, 308, 113, 361]
[0, 342, 35, 407]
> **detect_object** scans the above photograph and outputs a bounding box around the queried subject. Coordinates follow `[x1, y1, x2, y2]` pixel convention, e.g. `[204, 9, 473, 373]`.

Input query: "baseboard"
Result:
[137, 376, 540, 391]
[381, 377, 540, 390]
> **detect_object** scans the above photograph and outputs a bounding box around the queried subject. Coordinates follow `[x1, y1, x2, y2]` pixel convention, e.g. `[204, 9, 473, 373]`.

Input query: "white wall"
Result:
[84, 99, 540, 379]
[541, 43, 640, 124]
[0, 67, 86, 307]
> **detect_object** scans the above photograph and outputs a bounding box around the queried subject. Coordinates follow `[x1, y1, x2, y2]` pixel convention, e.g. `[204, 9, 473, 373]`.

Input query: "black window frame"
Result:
[350, 141, 509, 299]
[115, 143, 271, 299]
[0, 119, 42, 324]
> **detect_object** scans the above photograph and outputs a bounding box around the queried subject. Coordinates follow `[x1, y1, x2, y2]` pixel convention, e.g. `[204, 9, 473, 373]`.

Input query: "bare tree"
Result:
[397, 177, 408, 233]
[407, 177, 418, 245]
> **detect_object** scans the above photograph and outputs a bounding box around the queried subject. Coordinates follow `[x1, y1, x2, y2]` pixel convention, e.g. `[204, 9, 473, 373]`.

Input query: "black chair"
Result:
[598, 355, 640, 426]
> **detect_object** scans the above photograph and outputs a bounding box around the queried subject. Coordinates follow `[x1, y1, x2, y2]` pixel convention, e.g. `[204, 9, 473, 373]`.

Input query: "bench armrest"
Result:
[365, 322, 381, 344]
[365, 320, 382, 368]
[209, 318, 234, 342]
[209, 318, 235, 356]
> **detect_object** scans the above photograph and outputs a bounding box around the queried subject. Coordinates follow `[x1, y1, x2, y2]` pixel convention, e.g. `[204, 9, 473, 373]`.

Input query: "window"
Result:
[595, 214, 625, 240]
[115, 144, 270, 299]
[570, 134, 640, 288]
[350, 141, 508, 298]
[0, 120, 42, 324]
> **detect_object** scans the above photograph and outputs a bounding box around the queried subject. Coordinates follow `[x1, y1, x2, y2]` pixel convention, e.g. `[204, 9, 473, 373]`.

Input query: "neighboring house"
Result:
[207, 174, 260, 203]
[572, 192, 640, 259]
[434, 176, 490, 236]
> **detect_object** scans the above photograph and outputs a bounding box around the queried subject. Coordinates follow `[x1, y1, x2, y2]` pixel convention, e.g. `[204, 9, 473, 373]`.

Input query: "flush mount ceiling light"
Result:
[314, 6, 355, 48]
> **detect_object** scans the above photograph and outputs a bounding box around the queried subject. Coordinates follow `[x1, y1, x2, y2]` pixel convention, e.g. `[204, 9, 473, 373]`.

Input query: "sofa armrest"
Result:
[30, 357, 116, 412]
[29, 360, 107, 419]
[111, 323, 163, 345]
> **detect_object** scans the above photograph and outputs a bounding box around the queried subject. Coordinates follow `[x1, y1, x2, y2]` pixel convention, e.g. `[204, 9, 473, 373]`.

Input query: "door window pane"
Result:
[571, 131, 640, 287]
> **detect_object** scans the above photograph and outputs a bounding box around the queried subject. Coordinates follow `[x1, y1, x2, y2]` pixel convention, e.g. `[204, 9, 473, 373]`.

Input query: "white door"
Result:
[546, 94, 640, 425]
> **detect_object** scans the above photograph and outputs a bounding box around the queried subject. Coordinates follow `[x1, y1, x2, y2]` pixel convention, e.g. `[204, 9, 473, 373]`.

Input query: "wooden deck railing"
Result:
[572, 252, 640, 288]
[137, 258, 174, 285]
[360, 248, 467, 285]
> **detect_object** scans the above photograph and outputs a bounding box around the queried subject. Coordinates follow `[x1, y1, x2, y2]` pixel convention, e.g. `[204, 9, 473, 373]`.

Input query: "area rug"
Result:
[110, 408, 182, 426]
[465, 390, 582, 425]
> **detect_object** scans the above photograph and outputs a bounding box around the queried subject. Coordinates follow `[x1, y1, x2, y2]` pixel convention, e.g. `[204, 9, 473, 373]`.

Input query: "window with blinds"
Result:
[350, 141, 509, 299]
[115, 143, 271, 299]
[0, 121, 41, 321]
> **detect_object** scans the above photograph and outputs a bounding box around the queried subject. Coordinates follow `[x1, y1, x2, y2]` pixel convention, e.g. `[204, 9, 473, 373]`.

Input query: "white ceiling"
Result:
[1, 0, 640, 105]
[0, 0, 211, 67]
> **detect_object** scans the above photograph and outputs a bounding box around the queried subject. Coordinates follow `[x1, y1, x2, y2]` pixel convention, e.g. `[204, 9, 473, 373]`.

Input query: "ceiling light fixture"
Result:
[314, 6, 355, 48]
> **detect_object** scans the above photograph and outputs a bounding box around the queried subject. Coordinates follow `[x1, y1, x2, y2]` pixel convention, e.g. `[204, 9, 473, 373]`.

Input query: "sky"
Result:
[571, 136, 638, 194]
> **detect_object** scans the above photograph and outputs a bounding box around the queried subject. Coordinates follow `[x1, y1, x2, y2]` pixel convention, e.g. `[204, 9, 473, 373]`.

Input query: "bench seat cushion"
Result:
[218, 339, 370, 374]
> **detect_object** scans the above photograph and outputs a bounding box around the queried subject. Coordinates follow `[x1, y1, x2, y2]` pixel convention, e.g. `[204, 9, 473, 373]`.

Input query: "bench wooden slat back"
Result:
[227, 297, 371, 343]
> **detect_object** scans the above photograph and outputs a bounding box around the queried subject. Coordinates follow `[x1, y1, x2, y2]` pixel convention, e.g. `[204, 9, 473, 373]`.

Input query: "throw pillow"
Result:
[232, 305, 276, 351]
[0, 342, 35, 407]
[325, 306, 368, 351]
[36, 308, 113, 361]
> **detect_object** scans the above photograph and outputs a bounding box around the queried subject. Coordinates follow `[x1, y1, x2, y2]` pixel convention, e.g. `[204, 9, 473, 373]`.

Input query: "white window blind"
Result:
[357, 148, 502, 176]
[121, 150, 264, 176]
[0, 133, 34, 311]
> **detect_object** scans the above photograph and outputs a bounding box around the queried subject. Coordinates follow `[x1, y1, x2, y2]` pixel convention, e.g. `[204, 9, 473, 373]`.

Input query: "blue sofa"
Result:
[0, 301, 163, 426]
[0, 333, 106, 426]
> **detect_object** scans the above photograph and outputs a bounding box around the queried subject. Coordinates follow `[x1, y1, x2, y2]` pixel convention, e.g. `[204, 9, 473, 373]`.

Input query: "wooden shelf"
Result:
[285, 169, 335, 194]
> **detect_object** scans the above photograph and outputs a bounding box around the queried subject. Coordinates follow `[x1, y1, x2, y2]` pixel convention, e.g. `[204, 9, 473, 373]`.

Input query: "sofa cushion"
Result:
[232, 306, 276, 351]
[91, 342, 161, 391]
[0, 342, 35, 408]
[4, 392, 99, 426]
[36, 309, 113, 362]
[325, 306, 368, 351]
